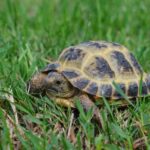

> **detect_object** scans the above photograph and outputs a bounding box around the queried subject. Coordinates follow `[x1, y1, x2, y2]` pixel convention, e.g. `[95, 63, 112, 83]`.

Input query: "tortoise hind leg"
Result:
[78, 94, 102, 127]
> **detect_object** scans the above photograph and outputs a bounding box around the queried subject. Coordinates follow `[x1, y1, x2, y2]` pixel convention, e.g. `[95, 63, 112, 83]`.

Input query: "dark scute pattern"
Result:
[93, 57, 115, 78]
[86, 82, 98, 95]
[62, 48, 85, 61]
[142, 82, 148, 95]
[81, 41, 107, 49]
[128, 82, 138, 97]
[73, 78, 90, 89]
[130, 53, 143, 74]
[62, 71, 79, 79]
[43, 63, 60, 72]
[112, 51, 133, 73]
[89, 42, 107, 49]
[99, 84, 112, 97]
[114, 83, 126, 98]
[146, 76, 150, 91]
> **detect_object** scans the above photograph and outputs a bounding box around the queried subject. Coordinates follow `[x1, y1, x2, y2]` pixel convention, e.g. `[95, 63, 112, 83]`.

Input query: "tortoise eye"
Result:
[56, 80, 61, 85]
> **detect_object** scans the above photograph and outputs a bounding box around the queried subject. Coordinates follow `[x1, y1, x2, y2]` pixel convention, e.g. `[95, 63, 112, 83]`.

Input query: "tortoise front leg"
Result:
[55, 98, 75, 108]
[55, 95, 102, 127]
[47, 92, 102, 127]
[78, 94, 102, 127]
[46, 92, 75, 108]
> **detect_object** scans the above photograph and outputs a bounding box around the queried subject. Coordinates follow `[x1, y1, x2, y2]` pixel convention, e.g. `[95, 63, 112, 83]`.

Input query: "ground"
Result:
[0, 0, 150, 149]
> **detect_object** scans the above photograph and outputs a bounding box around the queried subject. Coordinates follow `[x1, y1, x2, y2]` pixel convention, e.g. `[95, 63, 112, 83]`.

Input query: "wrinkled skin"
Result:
[27, 66, 102, 127]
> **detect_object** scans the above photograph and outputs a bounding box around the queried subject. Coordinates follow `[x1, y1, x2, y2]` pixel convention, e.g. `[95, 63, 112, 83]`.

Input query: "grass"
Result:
[0, 0, 150, 149]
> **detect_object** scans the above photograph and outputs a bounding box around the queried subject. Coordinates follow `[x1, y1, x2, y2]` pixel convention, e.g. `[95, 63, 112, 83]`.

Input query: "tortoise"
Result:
[27, 41, 150, 126]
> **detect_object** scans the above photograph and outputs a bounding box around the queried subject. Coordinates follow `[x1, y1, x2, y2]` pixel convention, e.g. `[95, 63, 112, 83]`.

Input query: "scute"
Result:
[128, 82, 138, 97]
[84, 56, 115, 80]
[111, 51, 134, 74]
[59, 47, 87, 69]
[99, 84, 112, 97]
[86, 82, 98, 95]
[113, 83, 126, 98]
[79, 41, 108, 49]
[71, 77, 90, 89]
[129, 53, 143, 75]
[58, 41, 149, 98]
[141, 82, 148, 95]
[62, 70, 80, 79]
[61, 48, 83, 61]
[42, 62, 60, 72]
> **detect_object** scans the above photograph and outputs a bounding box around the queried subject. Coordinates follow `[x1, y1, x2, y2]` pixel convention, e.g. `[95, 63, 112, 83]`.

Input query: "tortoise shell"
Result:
[47, 41, 150, 99]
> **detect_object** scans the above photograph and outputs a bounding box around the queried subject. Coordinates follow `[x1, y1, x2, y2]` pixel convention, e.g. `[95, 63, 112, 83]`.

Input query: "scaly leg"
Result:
[78, 94, 102, 127]
[47, 92, 102, 127]
[55, 98, 75, 108]
[46, 91, 75, 108]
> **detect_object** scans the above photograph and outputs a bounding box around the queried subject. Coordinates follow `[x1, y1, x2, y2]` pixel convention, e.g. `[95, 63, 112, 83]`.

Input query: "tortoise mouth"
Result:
[46, 87, 76, 98]
[47, 87, 58, 93]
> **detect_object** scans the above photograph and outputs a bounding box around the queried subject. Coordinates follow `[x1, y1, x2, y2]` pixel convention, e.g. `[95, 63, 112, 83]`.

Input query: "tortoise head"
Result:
[27, 72, 47, 97]
[27, 62, 75, 98]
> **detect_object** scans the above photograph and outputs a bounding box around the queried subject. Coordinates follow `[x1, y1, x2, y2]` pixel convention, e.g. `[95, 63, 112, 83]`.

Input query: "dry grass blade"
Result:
[2, 108, 23, 150]
[5, 91, 24, 136]
[5, 90, 19, 125]
[67, 113, 74, 138]
[133, 137, 147, 150]
[67, 113, 76, 143]
[54, 122, 63, 133]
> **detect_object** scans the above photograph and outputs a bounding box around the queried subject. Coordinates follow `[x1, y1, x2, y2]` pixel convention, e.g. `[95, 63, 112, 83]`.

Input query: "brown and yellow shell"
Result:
[57, 41, 150, 99]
